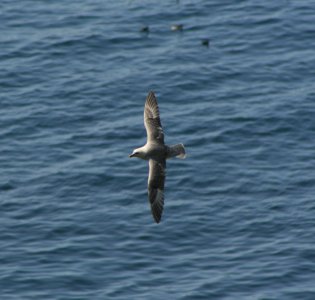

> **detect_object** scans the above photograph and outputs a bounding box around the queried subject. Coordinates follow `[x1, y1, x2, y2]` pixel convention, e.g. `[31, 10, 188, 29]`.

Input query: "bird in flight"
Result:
[129, 91, 186, 223]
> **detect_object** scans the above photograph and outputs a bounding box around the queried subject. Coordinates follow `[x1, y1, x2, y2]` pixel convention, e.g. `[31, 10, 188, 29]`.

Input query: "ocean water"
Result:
[1, 0, 315, 299]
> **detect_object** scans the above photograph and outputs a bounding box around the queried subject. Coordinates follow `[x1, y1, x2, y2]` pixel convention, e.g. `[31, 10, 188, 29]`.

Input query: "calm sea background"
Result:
[1, 0, 315, 299]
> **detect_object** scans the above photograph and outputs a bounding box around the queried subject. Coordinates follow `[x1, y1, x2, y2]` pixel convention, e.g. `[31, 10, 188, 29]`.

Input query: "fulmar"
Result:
[129, 91, 186, 223]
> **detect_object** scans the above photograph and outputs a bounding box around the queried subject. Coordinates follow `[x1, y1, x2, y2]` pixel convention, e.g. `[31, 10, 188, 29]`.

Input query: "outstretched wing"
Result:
[148, 159, 166, 223]
[144, 91, 164, 144]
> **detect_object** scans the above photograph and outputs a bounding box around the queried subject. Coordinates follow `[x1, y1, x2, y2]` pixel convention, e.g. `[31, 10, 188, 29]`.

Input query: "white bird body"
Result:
[130, 91, 186, 223]
[131, 143, 166, 160]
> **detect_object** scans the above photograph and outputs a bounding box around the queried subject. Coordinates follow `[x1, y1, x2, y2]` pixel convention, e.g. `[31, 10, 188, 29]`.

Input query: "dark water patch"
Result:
[0, 182, 15, 191]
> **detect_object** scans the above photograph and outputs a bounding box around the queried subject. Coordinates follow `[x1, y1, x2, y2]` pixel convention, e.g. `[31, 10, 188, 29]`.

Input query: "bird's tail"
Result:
[167, 143, 186, 159]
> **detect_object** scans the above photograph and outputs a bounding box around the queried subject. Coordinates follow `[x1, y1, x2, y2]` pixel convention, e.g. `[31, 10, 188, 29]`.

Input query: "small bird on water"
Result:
[140, 25, 149, 33]
[129, 91, 186, 223]
[201, 38, 210, 47]
[171, 24, 183, 31]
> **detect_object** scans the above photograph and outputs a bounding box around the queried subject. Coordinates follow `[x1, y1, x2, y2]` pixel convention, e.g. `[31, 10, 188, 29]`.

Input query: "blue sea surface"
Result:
[1, 0, 315, 299]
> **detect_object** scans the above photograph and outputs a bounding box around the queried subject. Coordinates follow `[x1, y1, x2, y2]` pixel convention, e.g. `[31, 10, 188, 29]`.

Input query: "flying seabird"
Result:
[129, 91, 186, 223]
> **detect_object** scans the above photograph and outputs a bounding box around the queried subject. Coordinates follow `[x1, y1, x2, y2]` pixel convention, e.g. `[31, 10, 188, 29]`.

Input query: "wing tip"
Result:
[151, 202, 164, 224]
[153, 214, 162, 223]
[146, 91, 157, 105]
[149, 188, 164, 223]
[148, 90, 156, 97]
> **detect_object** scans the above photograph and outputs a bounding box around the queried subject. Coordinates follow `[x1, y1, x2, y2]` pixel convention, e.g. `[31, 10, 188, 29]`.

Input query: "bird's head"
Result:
[129, 147, 145, 159]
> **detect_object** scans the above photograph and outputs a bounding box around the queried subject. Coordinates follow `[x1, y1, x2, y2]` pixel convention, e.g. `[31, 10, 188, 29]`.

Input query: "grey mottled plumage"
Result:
[129, 91, 186, 223]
